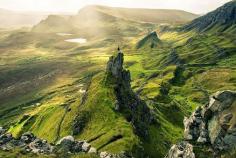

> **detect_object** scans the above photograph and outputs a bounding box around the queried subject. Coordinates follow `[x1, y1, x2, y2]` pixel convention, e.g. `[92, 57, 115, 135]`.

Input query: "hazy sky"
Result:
[0, 0, 232, 14]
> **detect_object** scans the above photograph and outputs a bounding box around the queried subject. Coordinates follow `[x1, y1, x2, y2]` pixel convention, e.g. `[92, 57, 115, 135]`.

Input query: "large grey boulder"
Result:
[165, 141, 195, 158]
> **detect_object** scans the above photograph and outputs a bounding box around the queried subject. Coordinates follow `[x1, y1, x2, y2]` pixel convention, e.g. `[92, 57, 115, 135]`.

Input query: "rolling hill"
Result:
[32, 5, 199, 39]
[77, 5, 199, 24]
[0, 8, 74, 28]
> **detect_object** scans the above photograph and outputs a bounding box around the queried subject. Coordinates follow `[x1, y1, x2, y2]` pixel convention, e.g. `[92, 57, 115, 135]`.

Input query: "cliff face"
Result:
[183, 0, 236, 32]
[105, 50, 153, 137]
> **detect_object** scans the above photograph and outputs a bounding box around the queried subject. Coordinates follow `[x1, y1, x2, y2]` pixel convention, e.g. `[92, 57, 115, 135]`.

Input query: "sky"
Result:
[0, 0, 232, 14]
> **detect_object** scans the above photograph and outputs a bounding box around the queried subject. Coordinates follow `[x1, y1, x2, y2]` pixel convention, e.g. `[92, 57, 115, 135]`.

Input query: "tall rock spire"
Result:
[105, 48, 154, 138]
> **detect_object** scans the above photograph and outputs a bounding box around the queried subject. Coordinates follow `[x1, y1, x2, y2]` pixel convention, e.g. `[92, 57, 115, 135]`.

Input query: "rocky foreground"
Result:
[0, 129, 130, 158]
[166, 90, 236, 158]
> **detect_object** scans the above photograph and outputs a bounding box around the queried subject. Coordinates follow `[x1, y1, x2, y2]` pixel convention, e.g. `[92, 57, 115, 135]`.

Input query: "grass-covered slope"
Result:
[73, 73, 140, 155]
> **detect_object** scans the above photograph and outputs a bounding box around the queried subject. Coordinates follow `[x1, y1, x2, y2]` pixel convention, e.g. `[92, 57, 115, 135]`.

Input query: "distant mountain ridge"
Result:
[32, 5, 199, 38]
[79, 5, 199, 24]
[0, 8, 74, 28]
[183, 0, 236, 32]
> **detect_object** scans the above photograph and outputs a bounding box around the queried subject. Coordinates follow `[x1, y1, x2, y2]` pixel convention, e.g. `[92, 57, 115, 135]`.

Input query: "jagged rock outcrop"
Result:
[166, 90, 236, 157]
[106, 50, 131, 86]
[105, 49, 154, 137]
[0, 130, 53, 154]
[183, 1, 236, 32]
[136, 31, 161, 49]
[165, 141, 195, 158]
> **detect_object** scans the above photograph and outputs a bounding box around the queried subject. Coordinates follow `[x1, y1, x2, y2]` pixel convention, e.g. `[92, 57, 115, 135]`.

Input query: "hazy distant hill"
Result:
[0, 9, 48, 28]
[32, 5, 199, 38]
[82, 5, 199, 24]
[0, 8, 74, 28]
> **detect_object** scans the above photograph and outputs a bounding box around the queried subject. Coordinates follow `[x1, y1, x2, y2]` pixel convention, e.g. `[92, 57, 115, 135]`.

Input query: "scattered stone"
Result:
[88, 147, 97, 154]
[82, 142, 91, 152]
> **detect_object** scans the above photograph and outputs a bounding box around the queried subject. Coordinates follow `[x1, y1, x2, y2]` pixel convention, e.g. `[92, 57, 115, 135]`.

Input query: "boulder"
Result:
[88, 147, 97, 154]
[71, 141, 84, 152]
[20, 132, 35, 144]
[56, 135, 75, 146]
[165, 141, 195, 158]
[82, 142, 91, 152]
[55, 135, 75, 153]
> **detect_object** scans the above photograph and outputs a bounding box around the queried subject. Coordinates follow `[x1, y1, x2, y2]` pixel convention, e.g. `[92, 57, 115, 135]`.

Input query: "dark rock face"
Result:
[105, 50, 153, 137]
[183, 1, 236, 32]
[136, 31, 161, 49]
